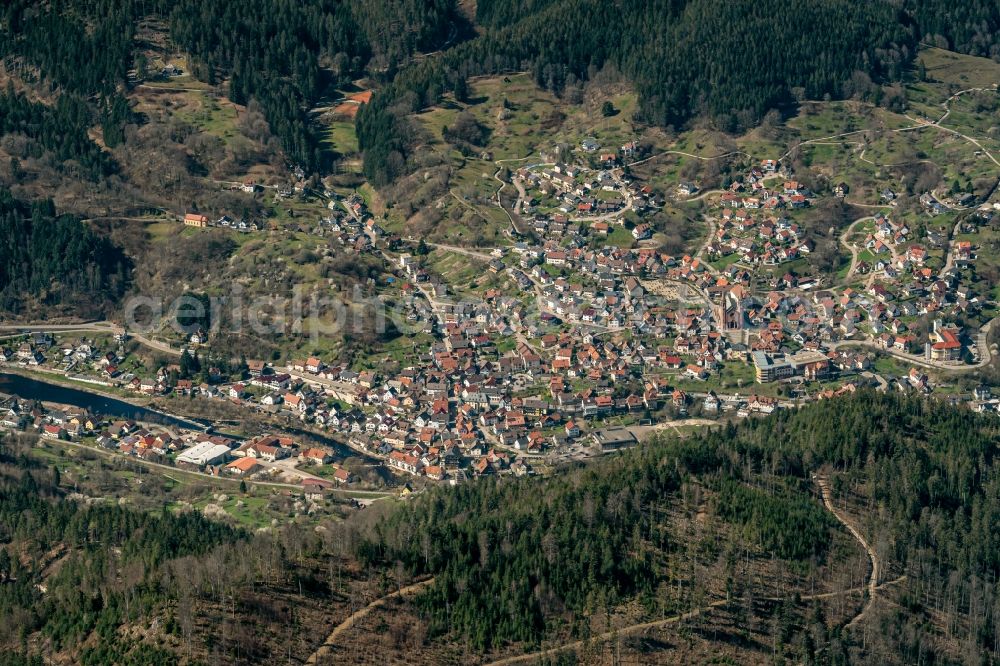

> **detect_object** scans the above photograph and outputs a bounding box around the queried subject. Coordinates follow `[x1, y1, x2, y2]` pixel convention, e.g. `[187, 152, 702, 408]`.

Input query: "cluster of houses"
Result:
[0, 390, 359, 489]
[183, 212, 266, 233]
[4, 149, 997, 493]
[716, 161, 811, 211]
[711, 271, 973, 365]
[513, 160, 662, 221]
[312, 206, 394, 255]
[706, 163, 815, 266]
[0, 394, 363, 506]
[707, 208, 812, 267]
[0, 395, 99, 439]
[1, 339, 47, 366]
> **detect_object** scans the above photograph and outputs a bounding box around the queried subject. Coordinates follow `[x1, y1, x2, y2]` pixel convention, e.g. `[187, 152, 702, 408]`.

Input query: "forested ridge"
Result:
[0, 437, 241, 665]
[2, 0, 997, 186]
[356, 391, 1000, 659]
[0, 190, 130, 313]
[358, 434, 834, 651]
[3, 394, 1000, 662]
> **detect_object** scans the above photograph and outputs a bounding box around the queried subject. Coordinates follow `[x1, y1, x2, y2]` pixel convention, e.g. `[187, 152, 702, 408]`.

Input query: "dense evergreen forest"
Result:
[905, 0, 1000, 57]
[0, 436, 241, 664]
[3, 0, 999, 186]
[357, 391, 1000, 659]
[0, 190, 130, 313]
[0, 86, 116, 179]
[1, 1, 137, 148]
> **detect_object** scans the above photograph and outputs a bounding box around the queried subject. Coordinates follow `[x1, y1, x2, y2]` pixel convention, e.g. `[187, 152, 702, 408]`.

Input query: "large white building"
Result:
[176, 442, 231, 467]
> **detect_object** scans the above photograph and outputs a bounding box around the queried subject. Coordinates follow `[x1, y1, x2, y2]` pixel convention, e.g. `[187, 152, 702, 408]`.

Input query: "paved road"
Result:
[695, 216, 721, 277]
[628, 418, 718, 441]
[828, 315, 997, 371]
[448, 189, 497, 226]
[137, 83, 212, 93]
[426, 242, 494, 262]
[511, 177, 528, 215]
[0, 321, 114, 335]
[923, 85, 1000, 167]
[48, 437, 388, 499]
[682, 188, 724, 204]
[938, 216, 967, 279]
[267, 456, 337, 484]
[492, 157, 539, 236]
[129, 329, 182, 356]
[781, 129, 872, 162]
[0, 320, 190, 359]
[628, 149, 752, 169]
[837, 215, 882, 284]
[485, 518, 902, 666]
[783, 91, 1000, 172]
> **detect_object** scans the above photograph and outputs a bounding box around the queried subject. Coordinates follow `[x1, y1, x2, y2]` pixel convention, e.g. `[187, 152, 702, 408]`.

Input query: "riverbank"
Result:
[1, 363, 194, 413]
[0, 367, 208, 430]
[0, 366, 389, 480]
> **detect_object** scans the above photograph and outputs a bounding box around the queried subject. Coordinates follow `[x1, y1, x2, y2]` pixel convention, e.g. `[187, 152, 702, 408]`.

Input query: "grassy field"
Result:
[606, 225, 636, 248]
[327, 119, 360, 155]
[173, 93, 241, 144]
[910, 47, 1000, 112]
[390, 46, 1000, 251]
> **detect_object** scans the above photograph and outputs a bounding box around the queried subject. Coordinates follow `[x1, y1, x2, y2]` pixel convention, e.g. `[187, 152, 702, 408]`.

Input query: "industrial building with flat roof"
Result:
[752, 351, 794, 383]
[176, 441, 231, 467]
[591, 427, 638, 452]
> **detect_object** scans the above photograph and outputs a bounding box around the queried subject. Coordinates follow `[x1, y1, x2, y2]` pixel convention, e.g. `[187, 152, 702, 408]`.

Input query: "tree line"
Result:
[355, 390, 1000, 659]
[0, 189, 131, 313]
[0, 437, 241, 664]
[357, 0, 918, 186]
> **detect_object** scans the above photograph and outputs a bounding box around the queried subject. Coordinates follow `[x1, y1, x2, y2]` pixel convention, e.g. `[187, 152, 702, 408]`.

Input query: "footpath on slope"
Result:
[305, 577, 436, 665]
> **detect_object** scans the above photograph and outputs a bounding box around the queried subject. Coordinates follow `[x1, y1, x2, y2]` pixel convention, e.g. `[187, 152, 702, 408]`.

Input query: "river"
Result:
[0, 372, 207, 430]
[0, 371, 375, 463]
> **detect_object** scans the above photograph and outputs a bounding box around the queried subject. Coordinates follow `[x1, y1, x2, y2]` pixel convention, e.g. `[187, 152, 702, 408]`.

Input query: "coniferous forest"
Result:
[1, 0, 999, 187]
[0, 190, 130, 313]
[3, 393, 1000, 662]
[355, 391, 1000, 658]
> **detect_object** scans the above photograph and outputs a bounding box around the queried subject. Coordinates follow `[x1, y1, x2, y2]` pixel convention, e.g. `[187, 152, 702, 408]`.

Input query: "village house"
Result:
[183, 213, 209, 228]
